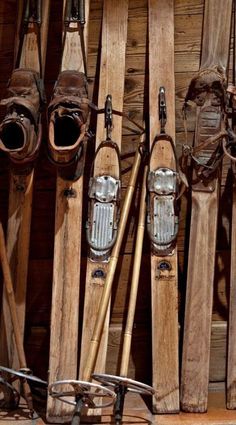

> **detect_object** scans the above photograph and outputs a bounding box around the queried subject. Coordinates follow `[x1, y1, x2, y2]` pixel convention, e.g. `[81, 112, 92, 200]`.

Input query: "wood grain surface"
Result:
[148, 0, 179, 414]
[79, 0, 128, 387]
[46, 1, 90, 422]
[0, 0, 50, 372]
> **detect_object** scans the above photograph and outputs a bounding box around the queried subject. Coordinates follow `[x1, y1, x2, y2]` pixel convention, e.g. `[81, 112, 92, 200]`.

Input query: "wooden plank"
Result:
[227, 166, 236, 408]
[0, 0, 50, 371]
[46, 1, 90, 422]
[0, 24, 18, 81]
[79, 0, 128, 392]
[180, 0, 233, 413]
[148, 0, 179, 414]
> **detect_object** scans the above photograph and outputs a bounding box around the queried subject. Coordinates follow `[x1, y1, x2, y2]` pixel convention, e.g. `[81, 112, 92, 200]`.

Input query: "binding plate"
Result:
[147, 167, 179, 254]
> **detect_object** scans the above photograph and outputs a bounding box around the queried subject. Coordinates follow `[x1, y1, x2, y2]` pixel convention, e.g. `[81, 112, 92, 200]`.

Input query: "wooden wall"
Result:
[0, 0, 231, 387]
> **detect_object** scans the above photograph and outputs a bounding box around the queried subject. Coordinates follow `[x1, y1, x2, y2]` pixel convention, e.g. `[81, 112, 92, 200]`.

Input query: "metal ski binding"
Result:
[86, 94, 121, 262]
[147, 87, 179, 255]
[48, 379, 116, 425]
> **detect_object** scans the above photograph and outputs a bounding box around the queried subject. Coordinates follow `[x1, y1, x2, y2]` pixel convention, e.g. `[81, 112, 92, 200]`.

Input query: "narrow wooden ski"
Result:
[0, 0, 50, 371]
[180, 0, 232, 412]
[46, 1, 90, 422]
[79, 0, 128, 390]
[148, 0, 179, 413]
[227, 2, 236, 408]
[227, 158, 236, 408]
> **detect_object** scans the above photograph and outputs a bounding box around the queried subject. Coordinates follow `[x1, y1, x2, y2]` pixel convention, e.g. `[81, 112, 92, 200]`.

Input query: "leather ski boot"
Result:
[0, 68, 43, 169]
[48, 70, 89, 168]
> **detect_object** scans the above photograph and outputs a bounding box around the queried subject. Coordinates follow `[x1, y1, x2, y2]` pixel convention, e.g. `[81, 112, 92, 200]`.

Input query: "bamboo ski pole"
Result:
[0, 222, 33, 414]
[120, 165, 148, 377]
[82, 136, 145, 383]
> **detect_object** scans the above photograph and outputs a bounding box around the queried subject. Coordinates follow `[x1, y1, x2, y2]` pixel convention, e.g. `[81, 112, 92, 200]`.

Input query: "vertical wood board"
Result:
[79, 0, 128, 387]
[148, 0, 179, 413]
[46, 1, 90, 422]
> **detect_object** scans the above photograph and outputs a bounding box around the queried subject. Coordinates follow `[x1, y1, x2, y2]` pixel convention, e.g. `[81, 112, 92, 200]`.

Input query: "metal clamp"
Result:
[159, 87, 167, 133]
[105, 94, 113, 140]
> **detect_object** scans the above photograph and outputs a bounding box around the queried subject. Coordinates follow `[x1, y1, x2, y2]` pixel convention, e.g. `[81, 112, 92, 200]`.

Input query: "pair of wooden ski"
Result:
[47, 0, 129, 422]
[48, 0, 180, 420]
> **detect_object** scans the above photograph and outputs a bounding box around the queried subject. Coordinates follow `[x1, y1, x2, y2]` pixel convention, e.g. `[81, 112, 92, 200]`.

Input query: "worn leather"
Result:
[48, 70, 89, 165]
[185, 67, 226, 106]
[183, 67, 227, 189]
[0, 68, 42, 165]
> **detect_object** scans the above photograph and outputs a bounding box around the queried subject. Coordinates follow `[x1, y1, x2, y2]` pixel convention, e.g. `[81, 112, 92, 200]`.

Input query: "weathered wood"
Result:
[180, 0, 233, 413]
[79, 0, 128, 390]
[227, 167, 236, 409]
[148, 0, 179, 414]
[0, 1, 234, 416]
[0, 0, 50, 371]
[46, 1, 90, 422]
[0, 172, 34, 368]
[0, 221, 34, 412]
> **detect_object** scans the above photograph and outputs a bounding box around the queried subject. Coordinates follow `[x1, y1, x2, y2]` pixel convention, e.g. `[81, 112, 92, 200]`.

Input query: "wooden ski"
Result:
[0, 0, 50, 371]
[148, 0, 179, 413]
[180, 0, 232, 412]
[227, 2, 236, 408]
[227, 159, 236, 409]
[46, 1, 90, 422]
[79, 0, 128, 387]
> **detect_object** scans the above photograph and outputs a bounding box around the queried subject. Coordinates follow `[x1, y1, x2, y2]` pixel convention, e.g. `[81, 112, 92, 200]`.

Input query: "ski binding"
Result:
[147, 87, 179, 255]
[86, 95, 121, 262]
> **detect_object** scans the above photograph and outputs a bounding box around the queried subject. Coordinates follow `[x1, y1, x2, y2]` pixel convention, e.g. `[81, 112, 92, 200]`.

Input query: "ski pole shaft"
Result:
[82, 135, 145, 382]
[120, 165, 147, 377]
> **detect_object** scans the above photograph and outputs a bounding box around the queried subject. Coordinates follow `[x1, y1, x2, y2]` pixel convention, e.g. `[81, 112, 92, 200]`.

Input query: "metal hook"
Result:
[159, 86, 167, 134]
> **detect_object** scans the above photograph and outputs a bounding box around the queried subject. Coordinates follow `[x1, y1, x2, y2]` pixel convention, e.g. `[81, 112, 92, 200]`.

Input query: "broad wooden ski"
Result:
[180, 0, 232, 412]
[46, 1, 90, 422]
[148, 0, 179, 413]
[0, 0, 50, 371]
[79, 0, 128, 393]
